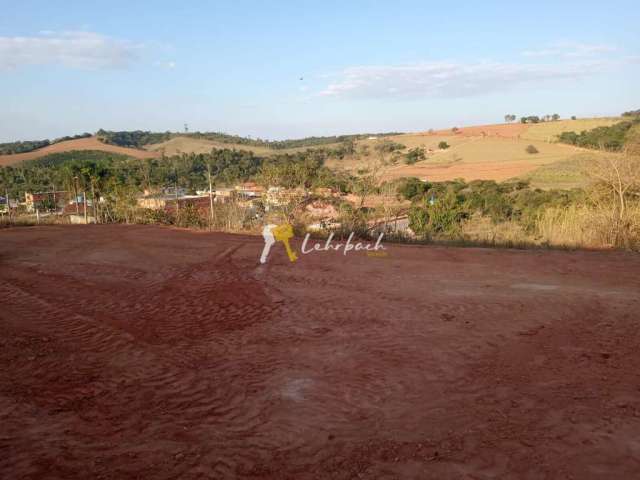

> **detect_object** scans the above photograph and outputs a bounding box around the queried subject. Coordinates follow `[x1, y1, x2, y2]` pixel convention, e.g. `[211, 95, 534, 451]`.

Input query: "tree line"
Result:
[558, 116, 640, 151]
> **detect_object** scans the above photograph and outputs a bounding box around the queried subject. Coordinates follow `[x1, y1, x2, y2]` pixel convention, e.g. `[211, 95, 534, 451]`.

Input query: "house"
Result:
[24, 191, 70, 212]
[137, 193, 175, 210]
[137, 186, 193, 209]
[162, 186, 188, 197]
[163, 196, 212, 214]
[265, 187, 308, 207]
[235, 182, 265, 198]
[307, 220, 342, 232]
[305, 200, 338, 219]
[368, 215, 414, 237]
[214, 188, 236, 204]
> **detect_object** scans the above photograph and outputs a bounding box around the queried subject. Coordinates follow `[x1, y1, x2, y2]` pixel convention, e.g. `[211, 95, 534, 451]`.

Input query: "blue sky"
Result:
[1, 0, 639, 141]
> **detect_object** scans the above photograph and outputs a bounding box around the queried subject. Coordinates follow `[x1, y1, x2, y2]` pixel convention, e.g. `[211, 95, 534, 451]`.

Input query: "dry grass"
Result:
[533, 204, 640, 249]
[146, 136, 342, 157]
[460, 202, 640, 251]
[0, 137, 158, 166]
[522, 117, 621, 142]
[330, 135, 598, 184]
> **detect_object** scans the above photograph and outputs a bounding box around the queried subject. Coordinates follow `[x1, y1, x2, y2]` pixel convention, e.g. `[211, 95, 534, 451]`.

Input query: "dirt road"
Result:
[1, 225, 639, 479]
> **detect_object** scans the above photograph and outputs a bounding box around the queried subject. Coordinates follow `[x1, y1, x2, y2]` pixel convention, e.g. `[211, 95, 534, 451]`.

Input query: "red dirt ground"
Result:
[1, 225, 640, 479]
[0, 137, 158, 166]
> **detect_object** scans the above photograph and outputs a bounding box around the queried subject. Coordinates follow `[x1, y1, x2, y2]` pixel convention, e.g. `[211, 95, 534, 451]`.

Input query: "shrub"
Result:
[398, 177, 429, 200]
[404, 147, 426, 165]
[526, 145, 539, 154]
[438, 141, 450, 150]
[409, 188, 468, 236]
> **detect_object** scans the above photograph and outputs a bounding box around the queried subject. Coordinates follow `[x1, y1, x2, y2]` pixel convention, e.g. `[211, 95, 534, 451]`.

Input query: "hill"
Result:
[0, 136, 158, 166]
[0, 117, 623, 188]
[324, 117, 622, 188]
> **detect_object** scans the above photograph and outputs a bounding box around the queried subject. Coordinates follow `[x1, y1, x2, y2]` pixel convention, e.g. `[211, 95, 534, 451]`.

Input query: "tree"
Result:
[552, 113, 560, 121]
[521, 116, 541, 124]
[583, 152, 640, 247]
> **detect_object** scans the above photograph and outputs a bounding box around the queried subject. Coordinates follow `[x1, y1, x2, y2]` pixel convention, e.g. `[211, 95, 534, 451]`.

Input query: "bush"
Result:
[409, 188, 467, 236]
[404, 147, 426, 165]
[526, 145, 539, 154]
[398, 177, 429, 200]
[438, 141, 450, 150]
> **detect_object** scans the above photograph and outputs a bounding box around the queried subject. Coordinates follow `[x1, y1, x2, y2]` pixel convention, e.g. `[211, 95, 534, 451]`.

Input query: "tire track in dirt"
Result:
[2, 225, 640, 478]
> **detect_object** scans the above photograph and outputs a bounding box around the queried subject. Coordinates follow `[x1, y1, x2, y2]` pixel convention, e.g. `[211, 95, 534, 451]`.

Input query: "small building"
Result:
[137, 194, 175, 210]
[305, 200, 338, 219]
[307, 220, 342, 232]
[163, 196, 212, 214]
[214, 188, 236, 204]
[369, 215, 413, 236]
[24, 191, 71, 212]
[265, 187, 308, 207]
[235, 182, 265, 198]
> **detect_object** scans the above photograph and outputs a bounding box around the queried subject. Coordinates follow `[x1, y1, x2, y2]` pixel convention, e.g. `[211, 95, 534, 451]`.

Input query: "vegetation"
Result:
[525, 145, 539, 154]
[96, 129, 401, 151]
[520, 114, 560, 124]
[0, 133, 92, 155]
[557, 117, 640, 151]
[438, 141, 450, 150]
[399, 153, 640, 250]
[96, 129, 172, 148]
[622, 109, 640, 117]
[404, 147, 425, 165]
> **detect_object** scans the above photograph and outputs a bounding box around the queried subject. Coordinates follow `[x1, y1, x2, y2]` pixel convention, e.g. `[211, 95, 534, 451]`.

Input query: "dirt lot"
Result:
[1, 225, 640, 479]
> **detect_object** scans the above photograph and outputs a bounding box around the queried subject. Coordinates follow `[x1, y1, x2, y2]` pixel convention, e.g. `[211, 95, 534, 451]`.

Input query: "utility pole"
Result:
[90, 180, 98, 224]
[73, 176, 79, 214]
[207, 163, 214, 231]
[5, 188, 11, 225]
[174, 164, 180, 222]
[83, 191, 88, 224]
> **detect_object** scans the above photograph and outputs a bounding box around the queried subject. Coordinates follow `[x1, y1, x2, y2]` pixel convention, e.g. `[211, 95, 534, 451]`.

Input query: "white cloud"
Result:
[522, 42, 617, 58]
[0, 31, 139, 70]
[319, 60, 611, 99]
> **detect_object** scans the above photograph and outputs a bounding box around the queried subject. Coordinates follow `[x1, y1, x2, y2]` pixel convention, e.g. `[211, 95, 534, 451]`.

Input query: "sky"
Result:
[1, 0, 639, 142]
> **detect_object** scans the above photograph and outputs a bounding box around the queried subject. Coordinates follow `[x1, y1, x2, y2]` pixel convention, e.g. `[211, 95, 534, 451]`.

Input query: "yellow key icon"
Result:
[272, 224, 298, 262]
